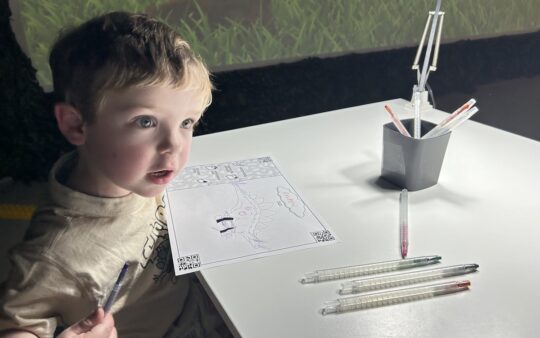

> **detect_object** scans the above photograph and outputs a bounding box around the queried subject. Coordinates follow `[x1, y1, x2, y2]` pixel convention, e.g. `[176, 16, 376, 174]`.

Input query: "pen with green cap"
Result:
[300, 255, 441, 284]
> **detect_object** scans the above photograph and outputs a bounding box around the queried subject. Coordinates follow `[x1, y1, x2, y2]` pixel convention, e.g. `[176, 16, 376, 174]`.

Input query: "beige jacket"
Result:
[0, 153, 202, 337]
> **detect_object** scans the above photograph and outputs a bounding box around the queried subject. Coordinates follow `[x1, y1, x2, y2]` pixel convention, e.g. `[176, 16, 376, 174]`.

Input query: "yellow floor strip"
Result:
[0, 204, 36, 221]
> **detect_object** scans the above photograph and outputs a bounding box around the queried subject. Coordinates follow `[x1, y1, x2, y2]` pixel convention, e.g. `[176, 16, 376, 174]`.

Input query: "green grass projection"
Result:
[17, 0, 540, 89]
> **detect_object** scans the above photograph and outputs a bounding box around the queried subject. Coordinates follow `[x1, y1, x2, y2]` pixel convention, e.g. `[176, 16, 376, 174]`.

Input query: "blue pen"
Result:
[103, 262, 129, 313]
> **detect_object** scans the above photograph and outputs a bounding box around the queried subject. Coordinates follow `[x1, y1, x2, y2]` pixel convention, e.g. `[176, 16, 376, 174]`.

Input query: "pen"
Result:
[423, 98, 476, 138]
[439, 98, 476, 128]
[400, 189, 408, 259]
[339, 263, 479, 295]
[413, 90, 421, 138]
[384, 105, 411, 137]
[424, 106, 479, 139]
[323, 280, 470, 314]
[103, 262, 129, 313]
[300, 255, 441, 284]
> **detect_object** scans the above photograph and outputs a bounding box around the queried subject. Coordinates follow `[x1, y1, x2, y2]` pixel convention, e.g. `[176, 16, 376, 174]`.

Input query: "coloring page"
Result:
[164, 156, 338, 275]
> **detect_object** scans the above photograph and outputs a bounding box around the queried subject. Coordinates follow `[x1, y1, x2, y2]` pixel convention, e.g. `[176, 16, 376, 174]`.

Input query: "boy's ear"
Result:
[54, 103, 86, 146]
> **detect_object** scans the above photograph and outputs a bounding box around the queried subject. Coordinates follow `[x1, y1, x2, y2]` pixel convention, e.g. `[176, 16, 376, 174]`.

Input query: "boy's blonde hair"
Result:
[49, 11, 212, 122]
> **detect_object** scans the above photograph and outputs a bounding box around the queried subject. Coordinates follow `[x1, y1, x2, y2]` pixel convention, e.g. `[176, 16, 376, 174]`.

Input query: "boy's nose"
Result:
[158, 129, 183, 154]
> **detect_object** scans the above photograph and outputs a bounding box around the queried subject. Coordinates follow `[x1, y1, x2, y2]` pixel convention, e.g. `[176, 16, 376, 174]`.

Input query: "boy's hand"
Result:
[57, 308, 117, 338]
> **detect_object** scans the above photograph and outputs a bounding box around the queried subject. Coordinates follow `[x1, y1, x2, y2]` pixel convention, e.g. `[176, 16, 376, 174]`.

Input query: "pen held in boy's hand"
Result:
[103, 263, 129, 313]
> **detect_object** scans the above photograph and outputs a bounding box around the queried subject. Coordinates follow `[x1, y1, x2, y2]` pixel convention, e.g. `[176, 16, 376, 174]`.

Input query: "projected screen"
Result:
[9, 0, 540, 90]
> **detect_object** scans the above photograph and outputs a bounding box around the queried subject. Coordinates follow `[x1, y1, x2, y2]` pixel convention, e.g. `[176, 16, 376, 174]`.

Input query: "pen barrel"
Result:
[347, 272, 440, 294]
[400, 225, 408, 241]
[337, 289, 434, 312]
[441, 107, 479, 132]
[103, 263, 129, 313]
[314, 263, 399, 282]
[330, 281, 469, 314]
[437, 98, 476, 129]
[103, 284, 122, 312]
[310, 256, 439, 283]
[413, 91, 421, 138]
[399, 189, 408, 252]
[341, 264, 477, 294]
[425, 107, 479, 139]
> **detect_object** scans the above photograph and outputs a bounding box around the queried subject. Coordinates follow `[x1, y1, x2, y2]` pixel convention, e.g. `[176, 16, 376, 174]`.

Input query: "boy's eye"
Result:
[135, 116, 156, 128]
[181, 118, 196, 129]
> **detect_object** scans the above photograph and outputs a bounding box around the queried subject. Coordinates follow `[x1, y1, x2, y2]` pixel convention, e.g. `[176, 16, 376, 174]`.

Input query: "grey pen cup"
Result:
[381, 119, 451, 191]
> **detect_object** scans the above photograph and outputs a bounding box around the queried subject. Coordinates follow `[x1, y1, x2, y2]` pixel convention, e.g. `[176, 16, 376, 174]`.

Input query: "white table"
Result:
[191, 99, 540, 338]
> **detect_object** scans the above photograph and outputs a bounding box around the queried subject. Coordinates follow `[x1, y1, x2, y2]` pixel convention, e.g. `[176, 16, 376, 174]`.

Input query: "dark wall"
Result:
[199, 31, 540, 136]
[1, 1, 539, 182]
[0, 1, 69, 182]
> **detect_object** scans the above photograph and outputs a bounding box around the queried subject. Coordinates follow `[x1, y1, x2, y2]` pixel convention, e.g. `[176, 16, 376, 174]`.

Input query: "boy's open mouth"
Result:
[147, 170, 174, 185]
[149, 170, 172, 177]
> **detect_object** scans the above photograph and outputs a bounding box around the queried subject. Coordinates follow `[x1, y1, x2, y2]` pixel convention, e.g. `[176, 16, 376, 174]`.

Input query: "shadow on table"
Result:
[338, 154, 477, 207]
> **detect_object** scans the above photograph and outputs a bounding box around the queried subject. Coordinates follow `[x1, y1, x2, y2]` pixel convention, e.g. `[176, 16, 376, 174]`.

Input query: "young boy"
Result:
[0, 11, 228, 338]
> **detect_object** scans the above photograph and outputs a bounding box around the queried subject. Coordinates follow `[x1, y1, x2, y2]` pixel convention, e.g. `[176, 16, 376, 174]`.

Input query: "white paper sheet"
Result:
[164, 156, 339, 275]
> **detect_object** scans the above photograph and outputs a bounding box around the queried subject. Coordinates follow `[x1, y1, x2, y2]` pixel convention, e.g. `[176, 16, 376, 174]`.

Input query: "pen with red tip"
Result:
[422, 98, 476, 139]
[400, 189, 408, 258]
[438, 98, 476, 129]
[322, 280, 471, 314]
[384, 105, 411, 137]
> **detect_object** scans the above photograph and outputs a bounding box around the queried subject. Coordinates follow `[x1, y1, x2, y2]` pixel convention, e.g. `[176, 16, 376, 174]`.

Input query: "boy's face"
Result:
[77, 85, 203, 197]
